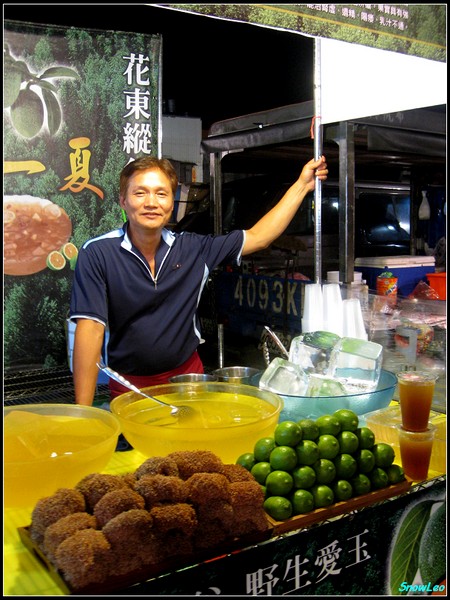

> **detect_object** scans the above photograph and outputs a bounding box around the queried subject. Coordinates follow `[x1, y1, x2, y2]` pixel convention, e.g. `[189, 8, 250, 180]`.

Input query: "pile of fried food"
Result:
[28, 450, 269, 591]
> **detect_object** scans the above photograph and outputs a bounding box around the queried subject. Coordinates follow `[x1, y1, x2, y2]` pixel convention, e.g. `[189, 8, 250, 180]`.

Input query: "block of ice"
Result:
[306, 374, 348, 397]
[289, 331, 341, 375]
[326, 337, 383, 393]
[289, 337, 328, 374]
[259, 357, 309, 395]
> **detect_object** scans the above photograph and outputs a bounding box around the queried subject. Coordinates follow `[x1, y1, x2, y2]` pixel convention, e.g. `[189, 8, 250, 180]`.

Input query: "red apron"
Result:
[108, 351, 204, 400]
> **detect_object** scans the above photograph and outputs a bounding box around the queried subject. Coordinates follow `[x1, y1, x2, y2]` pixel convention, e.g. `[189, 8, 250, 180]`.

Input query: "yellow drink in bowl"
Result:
[4, 406, 120, 509]
[111, 385, 283, 463]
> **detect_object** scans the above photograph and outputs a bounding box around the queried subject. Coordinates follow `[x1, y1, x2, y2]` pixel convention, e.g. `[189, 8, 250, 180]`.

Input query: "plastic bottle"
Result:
[419, 190, 431, 220]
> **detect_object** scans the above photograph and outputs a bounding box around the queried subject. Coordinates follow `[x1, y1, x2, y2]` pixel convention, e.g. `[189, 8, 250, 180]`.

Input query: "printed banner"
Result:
[156, 4, 446, 61]
[4, 21, 161, 370]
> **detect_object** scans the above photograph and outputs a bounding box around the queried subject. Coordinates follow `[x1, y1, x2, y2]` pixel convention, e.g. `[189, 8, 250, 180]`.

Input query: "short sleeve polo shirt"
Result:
[69, 224, 244, 375]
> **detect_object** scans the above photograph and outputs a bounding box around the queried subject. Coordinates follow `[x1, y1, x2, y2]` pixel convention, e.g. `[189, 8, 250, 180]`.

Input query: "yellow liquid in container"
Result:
[4, 412, 119, 509]
[114, 391, 281, 463]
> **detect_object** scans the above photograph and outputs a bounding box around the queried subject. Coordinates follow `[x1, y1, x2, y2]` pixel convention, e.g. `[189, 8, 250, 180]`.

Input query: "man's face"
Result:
[120, 168, 174, 232]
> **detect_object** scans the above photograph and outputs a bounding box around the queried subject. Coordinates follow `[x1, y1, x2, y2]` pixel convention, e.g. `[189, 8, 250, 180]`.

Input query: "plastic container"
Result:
[426, 272, 446, 300]
[273, 369, 397, 422]
[4, 403, 120, 509]
[355, 256, 435, 297]
[365, 405, 446, 475]
[110, 382, 282, 463]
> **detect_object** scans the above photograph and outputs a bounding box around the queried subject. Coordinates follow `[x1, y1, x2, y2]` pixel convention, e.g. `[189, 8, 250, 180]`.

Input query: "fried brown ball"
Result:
[135, 456, 179, 479]
[42, 512, 97, 563]
[54, 528, 111, 591]
[195, 499, 234, 532]
[230, 510, 270, 537]
[220, 463, 256, 483]
[30, 488, 86, 546]
[168, 450, 224, 479]
[186, 472, 231, 505]
[134, 474, 188, 508]
[192, 520, 230, 550]
[75, 473, 130, 512]
[149, 503, 198, 536]
[93, 487, 146, 528]
[229, 480, 265, 507]
[102, 509, 159, 573]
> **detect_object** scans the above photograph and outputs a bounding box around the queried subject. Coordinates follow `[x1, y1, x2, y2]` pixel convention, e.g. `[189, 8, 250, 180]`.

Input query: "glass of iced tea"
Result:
[397, 424, 436, 481]
[396, 371, 438, 432]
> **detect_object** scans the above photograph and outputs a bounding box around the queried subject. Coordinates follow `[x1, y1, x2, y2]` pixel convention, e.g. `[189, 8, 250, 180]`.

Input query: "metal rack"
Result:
[3, 366, 110, 406]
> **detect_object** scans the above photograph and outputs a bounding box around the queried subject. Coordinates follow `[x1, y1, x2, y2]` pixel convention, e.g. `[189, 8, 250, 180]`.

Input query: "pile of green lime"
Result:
[236, 409, 405, 521]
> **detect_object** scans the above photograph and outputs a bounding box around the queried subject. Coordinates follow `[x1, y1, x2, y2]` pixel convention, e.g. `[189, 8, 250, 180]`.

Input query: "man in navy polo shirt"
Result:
[69, 155, 328, 405]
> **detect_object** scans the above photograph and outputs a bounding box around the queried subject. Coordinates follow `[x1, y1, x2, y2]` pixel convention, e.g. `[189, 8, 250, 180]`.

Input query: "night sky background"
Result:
[3, 3, 315, 130]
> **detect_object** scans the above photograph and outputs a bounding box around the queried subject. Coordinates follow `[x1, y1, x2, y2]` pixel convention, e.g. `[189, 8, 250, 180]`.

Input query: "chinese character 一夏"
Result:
[59, 137, 104, 199]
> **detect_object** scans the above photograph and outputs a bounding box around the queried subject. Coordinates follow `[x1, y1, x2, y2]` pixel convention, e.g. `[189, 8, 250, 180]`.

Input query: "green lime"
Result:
[291, 465, 316, 489]
[386, 464, 406, 485]
[351, 473, 372, 496]
[295, 439, 320, 466]
[332, 479, 353, 501]
[372, 443, 395, 469]
[250, 461, 272, 484]
[333, 453, 357, 479]
[298, 418, 320, 440]
[46, 250, 66, 271]
[263, 496, 293, 521]
[355, 427, 375, 449]
[369, 467, 389, 490]
[354, 448, 376, 473]
[260, 485, 268, 499]
[270, 445, 297, 471]
[236, 452, 255, 472]
[317, 434, 340, 460]
[311, 484, 334, 508]
[333, 408, 359, 432]
[265, 470, 294, 496]
[337, 430, 359, 454]
[313, 458, 336, 484]
[291, 488, 315, 514]
[274, 421, 302, 447]
[315, 414, 341, 436]
[254, 437, 276, 462]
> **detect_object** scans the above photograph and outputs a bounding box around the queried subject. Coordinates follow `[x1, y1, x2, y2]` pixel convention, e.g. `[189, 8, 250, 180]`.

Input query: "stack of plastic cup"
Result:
[322, 283, 344, 336]
[342, 298, 368, 340]
[396, 371, 439, 481]
[301, 283, 323, 333]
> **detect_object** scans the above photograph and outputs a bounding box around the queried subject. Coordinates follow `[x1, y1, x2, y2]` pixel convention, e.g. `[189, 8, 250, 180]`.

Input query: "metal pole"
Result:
[313, 37, 323, 284]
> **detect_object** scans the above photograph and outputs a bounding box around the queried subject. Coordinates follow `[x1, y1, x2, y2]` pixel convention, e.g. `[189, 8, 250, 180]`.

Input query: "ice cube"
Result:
[306, 374, 347, 397]
[326, 337, 383, 393]
[289, 337, 329, 374]
[259, 357, 309, 395]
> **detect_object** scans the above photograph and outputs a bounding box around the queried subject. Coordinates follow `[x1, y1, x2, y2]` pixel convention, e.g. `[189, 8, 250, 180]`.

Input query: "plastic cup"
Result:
[397, 424, 436, 481]
[302, 283, 323, 333]
[322, 283, 343, 336]
[396, 371, 438, 432]
[342, 298, 368, 340]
